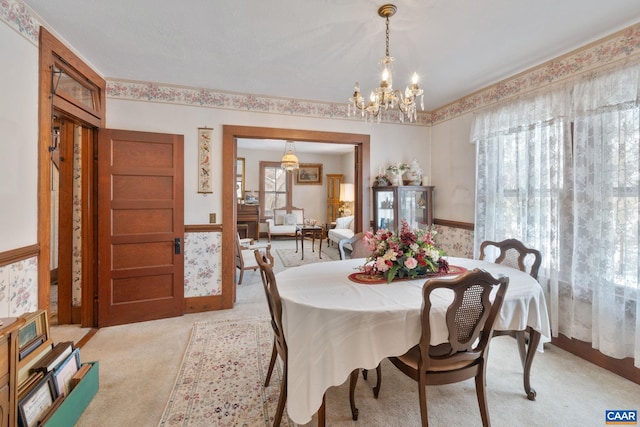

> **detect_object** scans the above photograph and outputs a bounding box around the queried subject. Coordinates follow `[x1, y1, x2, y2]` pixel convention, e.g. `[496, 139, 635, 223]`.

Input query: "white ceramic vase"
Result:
[391, 172, 403, 186]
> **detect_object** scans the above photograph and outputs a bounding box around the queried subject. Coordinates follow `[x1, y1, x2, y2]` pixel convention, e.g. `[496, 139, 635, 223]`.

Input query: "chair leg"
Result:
[475, 363, 491, 427]
[348, 369, 359, 420]
[361, 364, 383, 398]
[265, 339, 277, 387]
[273, 360, 287, 427]
[373, 363, 382, 398]
[418, 374, 429, 427]
[238, 269, 244, 285]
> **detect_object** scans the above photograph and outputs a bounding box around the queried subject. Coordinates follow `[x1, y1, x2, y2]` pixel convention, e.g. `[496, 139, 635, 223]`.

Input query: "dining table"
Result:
[275, 256, 552, 425]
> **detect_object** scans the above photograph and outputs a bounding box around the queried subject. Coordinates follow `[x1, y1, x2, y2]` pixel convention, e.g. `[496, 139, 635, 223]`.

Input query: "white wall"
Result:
[0, 22, 39, 251]
[105, 98, 431, 225]
[430, 112, 476, 223]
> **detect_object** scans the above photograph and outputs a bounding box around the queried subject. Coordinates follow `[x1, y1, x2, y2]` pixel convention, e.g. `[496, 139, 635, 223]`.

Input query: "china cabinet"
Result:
[372, 186, 434, 232]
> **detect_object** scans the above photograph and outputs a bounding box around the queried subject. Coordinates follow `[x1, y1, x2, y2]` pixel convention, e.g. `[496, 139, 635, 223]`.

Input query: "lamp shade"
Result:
[339, 183, 355, 202]
[281, 140, 299, 171]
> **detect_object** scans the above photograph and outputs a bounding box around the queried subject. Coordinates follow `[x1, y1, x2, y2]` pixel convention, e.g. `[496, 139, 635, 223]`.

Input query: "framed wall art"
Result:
[198, 127, 213, 193]
[295, 163, 323, 185]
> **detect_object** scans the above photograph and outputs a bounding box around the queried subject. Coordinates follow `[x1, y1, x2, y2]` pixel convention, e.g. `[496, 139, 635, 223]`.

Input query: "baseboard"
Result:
[184, 295, 224, 313]
[552, 334, 640, 385]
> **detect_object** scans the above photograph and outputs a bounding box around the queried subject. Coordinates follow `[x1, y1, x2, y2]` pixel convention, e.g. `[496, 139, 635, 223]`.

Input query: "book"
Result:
[30, 341, 74, 374]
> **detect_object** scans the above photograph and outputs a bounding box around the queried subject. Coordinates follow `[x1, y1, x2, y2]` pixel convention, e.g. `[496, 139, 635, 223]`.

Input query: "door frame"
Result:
[38, 28, 105, 327]
[222, 126, 370, 306]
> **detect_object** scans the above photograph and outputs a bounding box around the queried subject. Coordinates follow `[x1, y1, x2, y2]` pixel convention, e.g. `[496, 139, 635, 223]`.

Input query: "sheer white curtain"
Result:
[472, 89, 573, 342]
[472, 64, 640, 367]
[571, 66, 640, 365]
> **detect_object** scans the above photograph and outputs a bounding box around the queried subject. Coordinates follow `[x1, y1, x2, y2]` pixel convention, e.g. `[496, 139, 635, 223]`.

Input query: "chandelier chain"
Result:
[385, 16, 390, 58]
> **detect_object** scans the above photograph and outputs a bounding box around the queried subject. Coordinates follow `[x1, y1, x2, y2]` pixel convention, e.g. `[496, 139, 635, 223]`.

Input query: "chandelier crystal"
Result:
[348, 4, 424, 123]
[281, 140, 299, 171]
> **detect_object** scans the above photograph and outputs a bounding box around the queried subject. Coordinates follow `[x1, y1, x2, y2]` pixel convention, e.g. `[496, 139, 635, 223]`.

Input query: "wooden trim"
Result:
[552, 334, 640, 385]
[184, 295, 224, 313]
[433, 218, 475, 231]
[39, 27, 106, 327]
[185, 224, 223, 232]
[74, 328, 99, 349]
[0, 244, 40, 268]
[223, 125, 370, 309]
[71, 305, 82, 324]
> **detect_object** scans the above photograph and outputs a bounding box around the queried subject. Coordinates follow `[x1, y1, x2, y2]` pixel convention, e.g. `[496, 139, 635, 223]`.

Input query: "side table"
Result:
[296, 225, 324, 260]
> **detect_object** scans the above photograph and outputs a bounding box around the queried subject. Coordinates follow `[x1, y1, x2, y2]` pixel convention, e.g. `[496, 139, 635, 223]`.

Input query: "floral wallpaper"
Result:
[184, 231, 222, 297]
[0, 256, 38, 317]
[0, 0, 39, 45]
[72, 126, 82, 306]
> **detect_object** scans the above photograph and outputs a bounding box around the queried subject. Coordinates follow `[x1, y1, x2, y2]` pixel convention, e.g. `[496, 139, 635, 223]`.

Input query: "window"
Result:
[259, 161, 292, 219]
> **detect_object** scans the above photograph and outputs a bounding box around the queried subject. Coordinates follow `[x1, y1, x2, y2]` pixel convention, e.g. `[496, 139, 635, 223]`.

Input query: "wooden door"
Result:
[97, 129, 184, 327]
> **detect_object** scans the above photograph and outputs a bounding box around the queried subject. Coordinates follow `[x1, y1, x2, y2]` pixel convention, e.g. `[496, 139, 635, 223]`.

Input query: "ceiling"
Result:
[23, 0, 640, 112]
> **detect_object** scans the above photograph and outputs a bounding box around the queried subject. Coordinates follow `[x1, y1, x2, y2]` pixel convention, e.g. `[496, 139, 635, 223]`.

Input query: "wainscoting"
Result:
[0, 245, 39, 316]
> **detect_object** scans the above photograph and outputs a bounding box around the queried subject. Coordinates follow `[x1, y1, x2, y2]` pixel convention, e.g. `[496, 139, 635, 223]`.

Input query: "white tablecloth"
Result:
[276, 257, 551, 424]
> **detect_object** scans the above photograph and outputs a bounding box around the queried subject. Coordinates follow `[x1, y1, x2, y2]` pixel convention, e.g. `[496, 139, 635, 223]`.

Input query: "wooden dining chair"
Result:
[338, 232, 370, 260]
[479, 238, 541, 365]
[479, 238, 542, 280]
[235, 232, 272, 284]
[370, 269, 508, 427]
[254, 249, 289, 426]
[255, 250, 362, 426]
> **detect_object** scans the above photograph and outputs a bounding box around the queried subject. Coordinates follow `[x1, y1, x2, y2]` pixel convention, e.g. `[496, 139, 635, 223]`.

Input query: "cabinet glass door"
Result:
[399, 188, 429, 230]
[375, 189, 395, 230]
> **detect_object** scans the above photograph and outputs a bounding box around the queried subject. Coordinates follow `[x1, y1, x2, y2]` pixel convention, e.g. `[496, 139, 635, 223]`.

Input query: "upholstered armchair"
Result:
[327, 215, 355, 247]
[265, 207, 304, 242]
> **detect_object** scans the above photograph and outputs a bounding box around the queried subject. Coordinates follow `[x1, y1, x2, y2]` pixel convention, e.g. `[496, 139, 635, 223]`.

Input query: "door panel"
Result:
[98, 129, 184, 327]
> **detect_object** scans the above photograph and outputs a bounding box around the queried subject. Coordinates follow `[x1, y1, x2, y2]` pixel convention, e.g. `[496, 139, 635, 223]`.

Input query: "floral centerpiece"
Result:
[360, 220, 449, 283]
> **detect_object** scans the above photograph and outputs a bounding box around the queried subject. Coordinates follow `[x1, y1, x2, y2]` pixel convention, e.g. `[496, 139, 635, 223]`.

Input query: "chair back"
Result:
[338, 232, 370, 260]
[479, 238, 542, 279]
[254, 250, 287, 354]
[235, 232, 244, 269]
[419, 269, 509, 370]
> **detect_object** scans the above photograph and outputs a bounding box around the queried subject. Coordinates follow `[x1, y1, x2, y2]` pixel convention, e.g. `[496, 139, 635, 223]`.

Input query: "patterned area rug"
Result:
[275, 245, 340, 267]
[158, 317, 296, 427]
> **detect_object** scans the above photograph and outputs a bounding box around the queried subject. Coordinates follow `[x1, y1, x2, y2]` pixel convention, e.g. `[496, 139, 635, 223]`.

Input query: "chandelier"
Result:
[348, 4, 424, 123]
[281, 140, 299, 171]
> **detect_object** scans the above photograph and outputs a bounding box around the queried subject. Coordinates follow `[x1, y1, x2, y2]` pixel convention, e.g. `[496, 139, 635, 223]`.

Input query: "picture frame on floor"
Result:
[18, 372, 59, 427]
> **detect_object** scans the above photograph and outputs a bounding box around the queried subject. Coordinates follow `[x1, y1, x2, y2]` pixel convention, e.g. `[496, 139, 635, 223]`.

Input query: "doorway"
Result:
[49, 117, 95, 325]
[222, 125, 371, 306]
